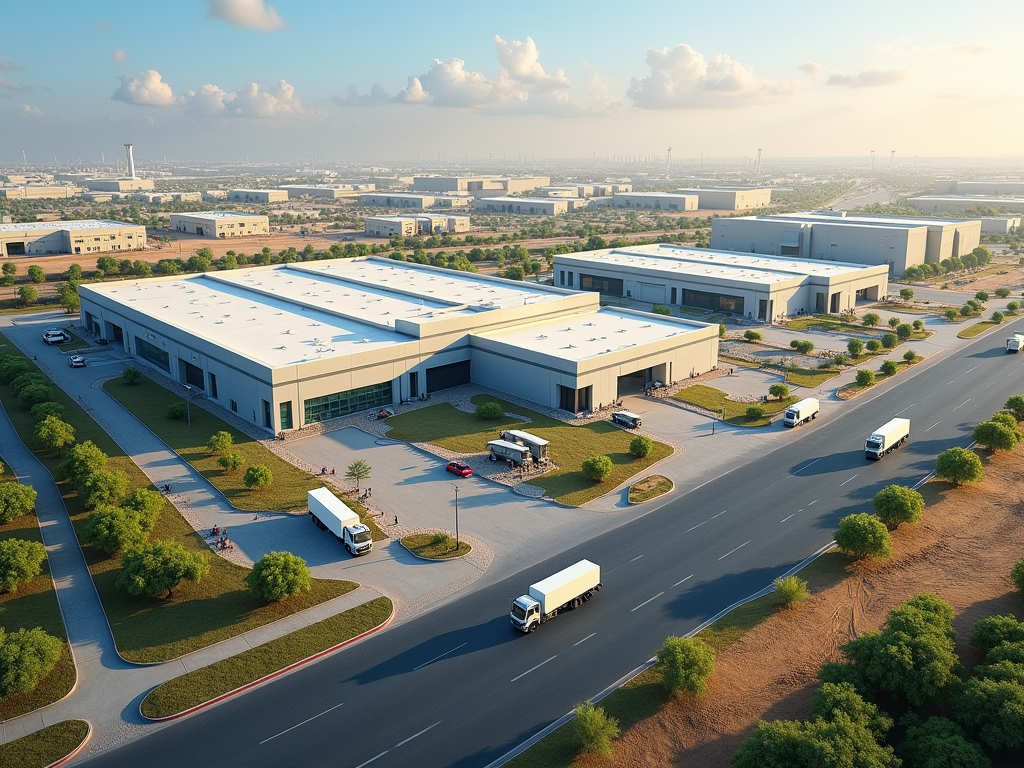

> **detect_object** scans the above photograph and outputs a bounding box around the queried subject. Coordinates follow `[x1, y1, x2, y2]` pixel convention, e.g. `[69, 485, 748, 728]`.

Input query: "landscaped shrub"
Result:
[80, 505, 148, 554]
[9, 373, 48, 396]
[34, 415, 75, 456]
[855, 369, 875, 387]
[574, 700, 619, 756]
[629, 435, 653, 458]
[899, 715, 989, 768]
[0, 355, 31, 384]
[881, 332, 898, 349]
[1007, 301, 1020, 313]
[745, 404, 766, 419]
[56, 440, 107, 484]
[935, 447, 983, 485]
[206, 430, 233, 453]
[657, 636, 715, 696]
[475, 401, 503, 419]
[0, 627, 62, 700]
[903, 349, 917, 363]
[743, 330, 762, 342]
[946, 308, 960, 321]
[581, 456, 613, 482]
[122, 366, 141, 385]
[862, 312, 880, 327]
[866, 339, 882, 352]
[880, 360, 898, 376]
[116, 541, 210, 599]
[847, 338, 864, 357]
[834, 513, 892, 559]
[973, 420, 1019, 451]
[117, 488, 163, 532]
[0, 539, 46, 593]
[768, 383, 789, 400]
[29, 401, 64, 422]
[1005, 395, 1024, 421]
[243, 464, 273, 490]
[888, 316, 901, 329]
[995, 287, 1011, 299]
[912, 319, 924, 330]
[78, 468, 128, 509]
[871, 484, 924, 529]
[991, 311, 1004, 324]
[166, 402, 187, 420]
[245, 551, 312, 602]
[652, 305, 672, 315]
[18, 383, 54, 409]
[218, 452, 244, 473]
[0, 482, 37, 524]
[791, 339, 814, 354]
[774, 575, 810, 608]
[970, 615, 1024, 653]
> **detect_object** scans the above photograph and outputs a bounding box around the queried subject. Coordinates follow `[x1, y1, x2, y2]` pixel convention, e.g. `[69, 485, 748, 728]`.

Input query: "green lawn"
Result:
[0, 333, 360, 663]
[673, 385, 796, 426]
[627, 475, 673, 504]
[957, 321, 1001, 339]
[783, 368, 842, 388]
[0, 720, 89, 768]
[716, 355, 761, 370]
[386, 395, 672, 506]
[140, 596, 392, 719]
[837, 358, 921, 399]
[401, 533, 472, 559]
[55, 330, 91, 352]
[782, 315, 883, 335]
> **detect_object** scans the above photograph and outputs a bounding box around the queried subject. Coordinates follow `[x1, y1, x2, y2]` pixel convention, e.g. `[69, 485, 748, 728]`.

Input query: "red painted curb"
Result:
[142, 602, 395, 722]
[44, 720, 92, 768]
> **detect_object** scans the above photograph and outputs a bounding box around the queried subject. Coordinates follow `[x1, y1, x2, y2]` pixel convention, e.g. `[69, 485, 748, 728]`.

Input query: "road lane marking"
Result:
[952, 399, 971, 412]
[354, 750, 389, 768]
[629, 554, 644, 562]
[259, 702, 344, 744]
[685, 520, 707, 533]
[412, 642, 468, 671]
[710, 510, 727, 519]
[894, 403, 916, 416]
[718, 540, 751, 560]
[839, 474, 859, 487]
[511, 655, 557, 682]
[807, 499, 817, 506]
[946, 364, 981, 385]
[672, 574, 694, 587]
[630, 592, 665, 612]
[925, 421, 941, 432]
[780, 514, 795, 522]
[794, 458, 821, 474]
[573, 633, 597, 647]
[394, 721, 442, 748]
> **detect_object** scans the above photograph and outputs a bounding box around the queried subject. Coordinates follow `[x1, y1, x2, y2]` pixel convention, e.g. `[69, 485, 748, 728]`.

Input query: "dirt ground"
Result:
[575, 450, 1024, 768]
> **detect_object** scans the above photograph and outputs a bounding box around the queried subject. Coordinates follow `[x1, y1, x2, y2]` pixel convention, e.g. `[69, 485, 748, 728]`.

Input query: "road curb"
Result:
[43, 720, 92, 768]
[141, 601, 396, 722]
[398, 534, 475, 562]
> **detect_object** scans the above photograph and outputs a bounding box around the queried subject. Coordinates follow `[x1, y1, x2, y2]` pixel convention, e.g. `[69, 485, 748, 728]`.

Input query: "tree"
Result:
[970, 615, 1024, 653]
[0, 627, 63, 700]
[10, 372, 49, 395]
[731, 711, 899, 768]
[746, 403, 766, 419]
[903, 349, 917, 363]
[218, 452, 244, 473]
[1005, 395, 1024, 422]
[847, 338, 864, 357]
[774, 575, 810, 608]
[0, 482, 37, 524]
[743, 330, 762, 342]
[0, 262, 15, 286]
[78, 468, 128, 509]
[476, 402, 503, 419]
[900, 288, 914, 302]
[657, 636, 716, 696]
[574, 700, 619, 756]
[80, 505, 147, 554]
[629, 435, 653, 458]
[972, 420, 1018, 451]
[246, 551, 312, 602]
[1013, 559, 1024, 593]
[961, 305, 974, 317]
[57, 281, 80, 314]
[880, 360, 898, 376]
[244, 464, 272, 490]
[856, 369, 875, 387]
[896, 323, 913, 340]
[206, 431, 233, 454]
[1008, 301, 1020, 314]
[581, 456, 613, 482]
[955, 676, 1024, 751]
[899, 715, 991, 768]
[935, 447, 983, 485]
[122, 366, 141, 385]
[503, 264, 525, 281]
[0, 355, 30, 384]
[18, 285, 38, 306]
[813, 682, 894, 742]
[994, 287, 1011, 299]
[913, 319, 924, 330]
[0, 539, 46, 592]
[769, 383, 790, 400]
[66, 263, 83, 281]
[116, 541, 209, 599]
[862, 313, 880, 327]
[871, 484, 924, 529]
[18, 383, 53, 409]
[30, 401, 64, 422]
[345, 460, 371, 490]
[56, 440, 107, 484]
[866, 339, 882, 352]
[945, 308, 959, 321]
[991, 311, 1004, 324]
[882, 332, 898, 349]
[791, 340, 814, 354]
[166, 402, 186, 419]
[718, 323, 726, 338]
[888, 316, 901, 329]
[33, 415, 75, 456]
[26, 265, 44, 283]
[835, 513, 892, 559]
[975, 290, 989, 302]
[118, 489, 163, 532]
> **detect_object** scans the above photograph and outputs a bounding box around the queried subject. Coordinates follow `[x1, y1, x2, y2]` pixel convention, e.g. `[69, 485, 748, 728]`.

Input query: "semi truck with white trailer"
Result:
[783, 397, 819, 428]
[1007, 334, 1024, 353]
[510, 559, 601, 633]
[864, 418, 911, 460]
[307, 488, 373, 556]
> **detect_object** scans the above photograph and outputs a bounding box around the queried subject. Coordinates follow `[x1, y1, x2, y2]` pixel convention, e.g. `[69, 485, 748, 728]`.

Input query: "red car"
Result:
[446, 461, 473, 478]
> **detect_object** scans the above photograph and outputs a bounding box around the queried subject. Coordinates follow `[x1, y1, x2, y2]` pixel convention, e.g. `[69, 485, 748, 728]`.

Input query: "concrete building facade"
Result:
[84, 178, 155, 192]
[935, 180, 1024, 196]
[361, 192, 435, 209]
[228, 189, 288, 204]
[364, 215, 470, 237]
[612, 192, 698, 211]
[475, 197, 568, 215]
[675, 187, 772, 210]
[78, 258, 719, 433]
[132, 192, 202, 203]
[0, 185, 81, 200]
[554, 244, 888, 321]
[980, 216, 1020, 234]
[0, 220, 146, 257]
[170, 212, 270, 239]
[280, 185, 368, 199]
[411, 176, 549, 195]
[908, 195, 1024, 214]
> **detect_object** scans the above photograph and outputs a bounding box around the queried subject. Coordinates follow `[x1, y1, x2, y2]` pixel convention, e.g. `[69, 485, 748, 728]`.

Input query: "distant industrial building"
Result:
[935, 180, 1024, 196]
[364, 215, 470, 238]
[675, 187, 772, 210]
[228, 189, 288, 204]
[85, 143, 154, 192]
[711, 211, 981, 276]
[908, 195, 1024, 214]
[0, 219, 146, 257]
[78, 258, 719, 432]
[0, 185, 81, 200]
[170, 212, 270, 239]
[980, 216, 1020, 234]
[280, 184, 370, 199]
[554, 244, 888, 321]
[132, 191, 202, 203]
[475, 197, 569, 215]
[613, 192, 698, 211]
[361, 192, 435, 209]
[432, 195, 471, 208]
[411, 176, 549, 196]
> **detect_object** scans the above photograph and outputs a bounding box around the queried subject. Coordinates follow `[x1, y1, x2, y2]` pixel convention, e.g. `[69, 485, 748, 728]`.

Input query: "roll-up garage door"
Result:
[426, 360, 471, 393]
[639, 282, 666, 303]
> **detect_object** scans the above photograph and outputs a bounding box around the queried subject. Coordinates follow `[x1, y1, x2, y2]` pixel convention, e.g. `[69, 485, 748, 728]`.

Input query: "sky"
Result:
[2, 0, 1023, 165]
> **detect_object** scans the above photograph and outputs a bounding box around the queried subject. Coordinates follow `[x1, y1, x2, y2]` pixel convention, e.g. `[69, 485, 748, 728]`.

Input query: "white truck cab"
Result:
[783, 397, 819, 428]
[1007, 334, 1024, 353]
[307, 488, 373, 556]
[510, 560, 601, 633]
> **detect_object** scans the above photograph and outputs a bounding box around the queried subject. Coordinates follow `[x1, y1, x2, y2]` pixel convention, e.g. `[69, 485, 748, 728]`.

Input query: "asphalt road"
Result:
[81, 319, 1024, 768]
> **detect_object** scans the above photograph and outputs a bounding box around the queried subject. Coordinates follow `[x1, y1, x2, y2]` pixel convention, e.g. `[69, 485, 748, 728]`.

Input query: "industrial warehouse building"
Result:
[0, 185, 81, 200]
[280, 184, 368, 199]
[554, 244, 888, 321]
[364, 214, 470, 238]
[228, 189, 288, 203]
[612, 192, 698, 211]
[361, 192, 435, 209]
[908, 195, 1024, 214]
[412, 176, 549, 195]
[980, 216, 1020, 234]
[0, 219, 146, 257]
[476, 197, 569, 215]
[675, 187, 772, 210]
[170, 212, 270, 239]
[84, 178, 155, 192]
[935, 180, 1024, 196]
[711, 211, 981, 276]
[132, 191, 202, 203]
[78, 258, 718, 433]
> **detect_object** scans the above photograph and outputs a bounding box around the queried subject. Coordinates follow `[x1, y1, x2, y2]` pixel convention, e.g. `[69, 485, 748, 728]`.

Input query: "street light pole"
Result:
[184, 384, 193, 427]
[452, 484, 460, 551]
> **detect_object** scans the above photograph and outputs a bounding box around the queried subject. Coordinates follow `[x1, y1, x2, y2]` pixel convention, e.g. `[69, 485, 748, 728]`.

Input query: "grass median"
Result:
[957, 320, 1000, 339]
[0, 719, 89, 768]
[672, 385, 796, 427]
[628, 475, 673, 504]
[386, 394, 671, 506]
[401, 533, 472, 559]
[140, 596, 393, 719]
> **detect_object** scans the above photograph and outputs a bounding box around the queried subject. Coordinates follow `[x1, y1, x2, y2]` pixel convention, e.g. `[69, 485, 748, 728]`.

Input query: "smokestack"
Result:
[124, 143, 136, 179]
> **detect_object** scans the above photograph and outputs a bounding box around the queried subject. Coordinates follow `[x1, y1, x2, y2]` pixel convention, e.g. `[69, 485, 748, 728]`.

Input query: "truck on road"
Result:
[307, 488, 373, 556]
[510, 559, 601, 633]
[783, 397, 819, 428]
[1006, 334, 1024, 353]
[865, 418, 911, 460]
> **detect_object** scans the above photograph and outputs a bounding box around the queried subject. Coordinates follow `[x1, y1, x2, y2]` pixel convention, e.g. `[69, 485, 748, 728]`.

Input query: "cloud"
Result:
[826, 68, 907, 88]
[184, 79, 304, 117]
[627, 43, 790, 109]
[111, 48, 127, 63]
[207, 0, 287, 32]
[493, 35, 568, 90]
[0, 57, 22, 72]
[20, 104, 42, 116]
[396, 57, 495, 107]
[334, 83, 391, 107]
[93, 21, 114, 33]
[0, 75, 31, 94]
[111, 70, 180, 107]
[950, 41, 991, 55]
[798, 61, 822, 77]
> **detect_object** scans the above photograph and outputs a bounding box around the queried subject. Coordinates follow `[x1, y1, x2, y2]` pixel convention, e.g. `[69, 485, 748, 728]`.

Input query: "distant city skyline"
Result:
[2, 0, 1023, 164]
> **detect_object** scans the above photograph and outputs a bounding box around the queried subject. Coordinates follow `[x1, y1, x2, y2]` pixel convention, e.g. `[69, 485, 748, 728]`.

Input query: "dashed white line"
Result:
[894, 403, 916, 416]
[511, 655, 557, 683]
[573, 633, 597, 647]
[710, 509, 727, 519]
[412, 642, 468, 671]
[839, 474, 859, 487]
[685, 520, 707, 533]
[630, 592, 665, 612]
[807, 499, 818, 506]
[354, 750, 389, 768]
[718, 540, 751, 560]
[947, 364, 981, 385]
[629, 554, 644, 563]
[259, 702, 344, 744]
[780, 514, 795, 523]
[952, 399, 971, 412]
[354, 722, 444, 768]
[794, 458, 821, 474]
[672, 574, 694, 588]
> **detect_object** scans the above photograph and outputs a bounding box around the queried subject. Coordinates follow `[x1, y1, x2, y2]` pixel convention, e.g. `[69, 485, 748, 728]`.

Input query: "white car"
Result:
[67, 355, 87, 368]
[42, 329, 70, 345]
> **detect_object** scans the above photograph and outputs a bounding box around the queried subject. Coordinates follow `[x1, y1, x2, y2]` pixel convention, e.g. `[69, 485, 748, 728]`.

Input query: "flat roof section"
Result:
[910, 195, 1024, 205]
[0, 219, 140, 233]
[172, 211, 268, 220]
[767, 212, 972, 227]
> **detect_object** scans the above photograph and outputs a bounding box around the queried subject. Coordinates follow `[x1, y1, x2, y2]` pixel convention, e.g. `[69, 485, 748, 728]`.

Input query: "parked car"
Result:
[446, 460, 473, 477]
[42, 329, 70, 345]
[67, 355, 87, 368]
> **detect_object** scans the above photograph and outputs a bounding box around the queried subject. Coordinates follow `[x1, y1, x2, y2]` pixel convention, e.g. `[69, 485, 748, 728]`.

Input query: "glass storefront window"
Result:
[303, 382, 392, 424]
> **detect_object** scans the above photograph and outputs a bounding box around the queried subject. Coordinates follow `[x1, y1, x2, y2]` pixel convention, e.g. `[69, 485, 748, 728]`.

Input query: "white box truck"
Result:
[1006, 334, 1024, 353]
[307, 488, 373, 556]
[864, 418, 911, 460]
[510, 559, 601, 633]
[783, 397, 819, 428]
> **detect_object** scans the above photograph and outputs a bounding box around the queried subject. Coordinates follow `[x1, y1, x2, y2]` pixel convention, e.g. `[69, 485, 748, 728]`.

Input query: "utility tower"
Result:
[756, 148, 762, 175]
[124, 143, 136, 179]
[890, 150, 895, 168]
[666, 147, 672, 172]
[869, 150, 875, 171]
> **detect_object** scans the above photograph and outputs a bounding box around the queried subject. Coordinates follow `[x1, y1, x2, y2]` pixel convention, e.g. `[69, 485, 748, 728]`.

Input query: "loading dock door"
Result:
[638, 282, 666, 304]
[617, 369, 650, 398]
[426, 360, 470, 393]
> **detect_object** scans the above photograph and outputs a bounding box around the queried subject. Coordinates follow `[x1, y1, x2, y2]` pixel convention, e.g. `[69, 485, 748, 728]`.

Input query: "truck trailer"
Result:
[783, 397, 819, 428]
[1007, 334, 1024, 353]
[510, 559, 601, 633]
[865, 418, 911, 460]
[307, 488, 373, 556]
[487, 439, 531, 466]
